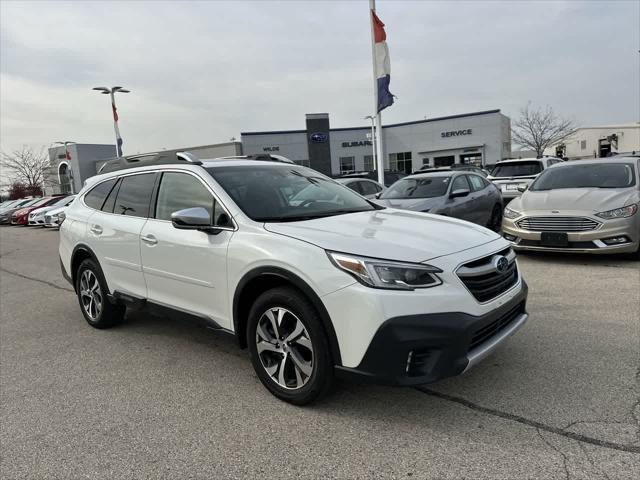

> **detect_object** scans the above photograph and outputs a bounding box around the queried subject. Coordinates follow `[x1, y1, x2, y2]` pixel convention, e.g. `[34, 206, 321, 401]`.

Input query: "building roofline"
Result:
[241, 109, 503, 136]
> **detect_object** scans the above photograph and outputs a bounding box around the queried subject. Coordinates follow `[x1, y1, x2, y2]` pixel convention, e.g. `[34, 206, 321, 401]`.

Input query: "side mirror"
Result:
[517, 185, 528, 193]
[171, 207, 213, 231]
[450, 188, 470, 199]
[374, 192, 382, 199]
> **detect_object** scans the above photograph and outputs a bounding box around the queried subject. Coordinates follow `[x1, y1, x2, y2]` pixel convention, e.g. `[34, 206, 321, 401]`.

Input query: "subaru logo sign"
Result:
[310, 132, 328, 143]
[492, 255, 509, 274]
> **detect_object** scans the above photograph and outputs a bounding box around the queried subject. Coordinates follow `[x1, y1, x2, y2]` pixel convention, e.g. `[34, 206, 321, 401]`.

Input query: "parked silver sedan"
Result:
[375, 171, 504, 231]
[502, 157, 640, 255]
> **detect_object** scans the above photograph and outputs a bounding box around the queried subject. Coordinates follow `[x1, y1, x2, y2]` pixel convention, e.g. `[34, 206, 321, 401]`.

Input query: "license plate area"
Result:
[541, 232, 569, 247]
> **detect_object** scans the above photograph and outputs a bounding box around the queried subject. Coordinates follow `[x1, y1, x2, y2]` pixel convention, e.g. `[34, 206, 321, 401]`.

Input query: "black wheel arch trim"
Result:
[70, 244, 110, 296]
[233, 266, 343, 366]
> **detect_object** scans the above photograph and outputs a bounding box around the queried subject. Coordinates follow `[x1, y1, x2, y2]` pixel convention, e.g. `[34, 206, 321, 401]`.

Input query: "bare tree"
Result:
[0, 146, 50, 191]
[511, 103, 576, 158]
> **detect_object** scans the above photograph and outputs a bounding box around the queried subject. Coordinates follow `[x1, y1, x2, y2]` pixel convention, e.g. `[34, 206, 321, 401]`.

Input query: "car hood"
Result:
[47, 206, 68, 216]
[514, 188, 638, 213]
[264, 209, 499, 263]
[373, 197, 443, 212]
[31, 205, 56, 215]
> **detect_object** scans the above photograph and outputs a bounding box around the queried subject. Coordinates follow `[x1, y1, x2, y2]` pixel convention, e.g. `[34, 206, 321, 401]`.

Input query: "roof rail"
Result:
[97, 150, 203, 174]
[176, 151, 202, 165]
[215, 154, 294, 164]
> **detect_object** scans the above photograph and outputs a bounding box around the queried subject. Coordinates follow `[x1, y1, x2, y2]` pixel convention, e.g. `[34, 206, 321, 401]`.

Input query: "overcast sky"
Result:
[1, 0, 638, 157]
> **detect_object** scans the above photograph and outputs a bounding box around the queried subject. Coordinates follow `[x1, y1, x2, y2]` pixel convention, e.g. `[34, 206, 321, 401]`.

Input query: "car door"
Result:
[445, 174, 475, 222]
[139, 170, 234, 329]
[86, 172, 157, 299]
[467, 174, 492, 224]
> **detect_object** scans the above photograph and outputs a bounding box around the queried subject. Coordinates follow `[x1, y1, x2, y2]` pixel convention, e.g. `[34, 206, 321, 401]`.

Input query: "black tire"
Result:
[75, 258, 125, 329]
[487, 204, 503, 232]
[247, 287, 333, 405]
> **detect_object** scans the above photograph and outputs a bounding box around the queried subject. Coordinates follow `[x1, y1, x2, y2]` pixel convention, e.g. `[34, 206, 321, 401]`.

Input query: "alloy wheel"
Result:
[255, 307, 314, 390]
[79, 269, 102, 320]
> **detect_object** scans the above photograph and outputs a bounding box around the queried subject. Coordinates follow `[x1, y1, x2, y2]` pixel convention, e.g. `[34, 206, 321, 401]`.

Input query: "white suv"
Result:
[59, 156, 529, 404]
[488, 157, 564, 200]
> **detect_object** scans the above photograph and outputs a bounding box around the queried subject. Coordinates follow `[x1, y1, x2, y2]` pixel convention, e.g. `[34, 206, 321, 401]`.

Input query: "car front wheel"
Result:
[247, 287, 333, 405]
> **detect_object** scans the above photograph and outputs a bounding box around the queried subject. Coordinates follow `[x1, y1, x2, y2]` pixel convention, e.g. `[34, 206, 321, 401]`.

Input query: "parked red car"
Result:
[11, 197, 62, 225]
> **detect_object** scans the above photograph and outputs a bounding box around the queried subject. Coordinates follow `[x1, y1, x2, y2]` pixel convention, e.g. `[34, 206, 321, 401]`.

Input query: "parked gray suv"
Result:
[375, 171, 504, 231]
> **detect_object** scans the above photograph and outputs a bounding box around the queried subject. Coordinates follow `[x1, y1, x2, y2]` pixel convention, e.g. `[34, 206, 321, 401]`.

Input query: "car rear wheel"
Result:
[247, 287, 333, 405]
[487, 204, 503, 232]
[75, 258, 125, 329]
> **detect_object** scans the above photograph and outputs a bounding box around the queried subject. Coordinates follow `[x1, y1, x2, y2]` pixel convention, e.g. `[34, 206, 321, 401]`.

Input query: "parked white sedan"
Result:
[335, 178, 385, 199]
[29, 195, 76, 225]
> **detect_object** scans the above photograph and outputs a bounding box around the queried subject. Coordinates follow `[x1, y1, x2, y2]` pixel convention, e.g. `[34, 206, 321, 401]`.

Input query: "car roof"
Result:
[495, 157, 553, 164]
[547, 157, 639, 167]
[406, 171, 458, 179]
[84, 159, 302, 188]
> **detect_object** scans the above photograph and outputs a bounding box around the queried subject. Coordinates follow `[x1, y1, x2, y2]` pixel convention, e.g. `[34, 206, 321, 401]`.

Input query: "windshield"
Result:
[491, 161, 542, 177]
[530, 163, 636, 190]
[52, 195, 73, 206]
[207, 164, 376, 222]
[380, 176, 451, 199]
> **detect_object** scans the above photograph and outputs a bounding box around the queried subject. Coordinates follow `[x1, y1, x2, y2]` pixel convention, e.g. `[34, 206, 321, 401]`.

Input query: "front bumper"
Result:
[335, 281, 529, 386]
[503, 214, 640, 254]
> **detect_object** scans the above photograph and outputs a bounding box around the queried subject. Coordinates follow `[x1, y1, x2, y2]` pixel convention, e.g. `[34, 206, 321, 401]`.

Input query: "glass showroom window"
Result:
[294, 159, 311, 167]
[340, 156, 355, 175]
[363, 155, 374, 171]
[389, 152, 412, 174]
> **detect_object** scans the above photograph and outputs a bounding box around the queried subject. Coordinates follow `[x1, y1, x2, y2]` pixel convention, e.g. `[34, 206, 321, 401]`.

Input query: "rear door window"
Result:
[84, 179, 117, 210]
[113, 173, 156, 217]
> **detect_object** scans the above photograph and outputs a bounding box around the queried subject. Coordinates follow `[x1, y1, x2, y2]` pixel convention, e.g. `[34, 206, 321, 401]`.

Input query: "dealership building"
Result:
[241, 109, 512, 176]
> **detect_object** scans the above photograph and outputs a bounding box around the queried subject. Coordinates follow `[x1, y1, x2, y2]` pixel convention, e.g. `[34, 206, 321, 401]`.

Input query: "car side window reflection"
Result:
[451, 175, 470, 192]
[155, 172, 215, 222]
[468, 175, 485, 192]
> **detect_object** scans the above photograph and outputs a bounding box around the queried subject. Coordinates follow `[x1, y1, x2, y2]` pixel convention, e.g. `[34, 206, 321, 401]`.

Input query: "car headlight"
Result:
[595, 204, 638, 219]
[327, 251, 442, 290]
[504, 207, 521, 219]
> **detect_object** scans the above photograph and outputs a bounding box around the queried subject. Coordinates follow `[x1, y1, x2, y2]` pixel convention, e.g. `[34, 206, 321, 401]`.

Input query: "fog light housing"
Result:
[602, 236, 630, 245]
[503, 233, 518, 242]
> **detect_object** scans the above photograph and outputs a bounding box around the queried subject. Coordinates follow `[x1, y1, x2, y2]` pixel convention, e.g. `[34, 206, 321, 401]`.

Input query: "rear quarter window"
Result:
[83, 179, 117, 210]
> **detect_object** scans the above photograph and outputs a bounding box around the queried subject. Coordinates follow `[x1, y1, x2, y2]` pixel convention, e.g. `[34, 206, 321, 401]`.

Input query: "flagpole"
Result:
[369, 0, 385, 185]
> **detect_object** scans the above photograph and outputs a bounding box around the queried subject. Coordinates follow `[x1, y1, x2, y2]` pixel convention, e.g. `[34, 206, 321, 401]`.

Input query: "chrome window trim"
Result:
[82, 167, 237, 231]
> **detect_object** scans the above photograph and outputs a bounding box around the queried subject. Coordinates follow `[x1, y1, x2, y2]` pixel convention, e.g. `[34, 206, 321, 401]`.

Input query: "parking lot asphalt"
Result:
[1, 225, 639, 479]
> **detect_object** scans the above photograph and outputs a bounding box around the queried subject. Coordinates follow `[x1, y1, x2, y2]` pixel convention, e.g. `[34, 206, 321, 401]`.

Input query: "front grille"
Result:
[468, 302, 525, 352]
[457, 250, 519, 303]
[516, 216, 599, 232]
[519, 239, 596, 249]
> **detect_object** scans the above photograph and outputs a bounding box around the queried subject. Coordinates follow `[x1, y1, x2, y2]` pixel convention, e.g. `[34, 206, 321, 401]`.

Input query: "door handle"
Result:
[90, 224, 103, 235]
[141, 234, 158, 246]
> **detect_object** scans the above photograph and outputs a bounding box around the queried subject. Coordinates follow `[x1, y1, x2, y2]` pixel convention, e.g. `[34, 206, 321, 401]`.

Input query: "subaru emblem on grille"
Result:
[492, 255, 509, 273]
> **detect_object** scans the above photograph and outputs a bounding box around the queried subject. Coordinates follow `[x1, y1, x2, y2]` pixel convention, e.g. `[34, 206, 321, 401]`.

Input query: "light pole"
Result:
[364, 115, 377, 175]
[51, 141, 76, 193]
[92, 86, 130, 158]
